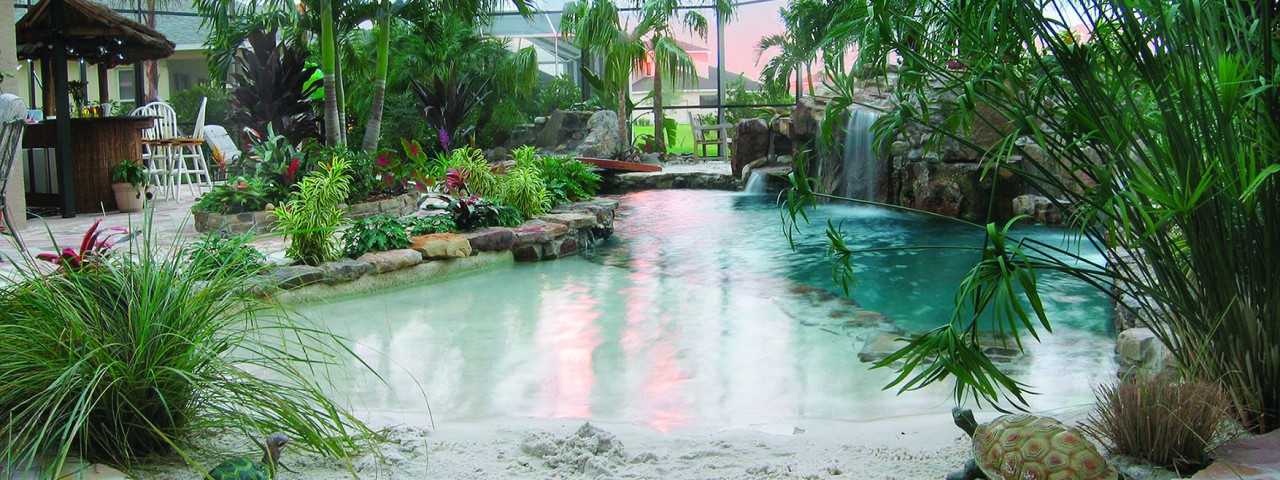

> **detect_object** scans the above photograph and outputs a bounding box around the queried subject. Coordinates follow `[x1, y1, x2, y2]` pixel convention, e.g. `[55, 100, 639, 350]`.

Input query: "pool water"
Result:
[301, 190, 1116, 431]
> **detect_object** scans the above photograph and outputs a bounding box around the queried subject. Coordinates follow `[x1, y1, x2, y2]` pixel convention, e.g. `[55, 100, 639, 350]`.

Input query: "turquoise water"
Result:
[301, 190, 1115, 430]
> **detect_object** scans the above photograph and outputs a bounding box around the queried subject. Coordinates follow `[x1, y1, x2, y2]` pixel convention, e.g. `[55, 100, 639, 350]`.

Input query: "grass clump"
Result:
[0, 221, 374, 475]
[1084, 376, 1230, 474]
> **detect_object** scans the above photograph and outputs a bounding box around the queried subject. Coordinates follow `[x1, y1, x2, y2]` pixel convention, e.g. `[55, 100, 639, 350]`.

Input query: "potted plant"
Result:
[110, 161, 153, 212]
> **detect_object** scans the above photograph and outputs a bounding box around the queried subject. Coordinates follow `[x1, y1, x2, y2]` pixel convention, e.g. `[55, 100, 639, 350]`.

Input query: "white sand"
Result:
[147, 414, 973, 479]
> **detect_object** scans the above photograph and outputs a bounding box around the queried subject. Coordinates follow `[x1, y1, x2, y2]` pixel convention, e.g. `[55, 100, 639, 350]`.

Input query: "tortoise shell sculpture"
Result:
[947, 407, 1118, 480]
[208, 432, 290, 480]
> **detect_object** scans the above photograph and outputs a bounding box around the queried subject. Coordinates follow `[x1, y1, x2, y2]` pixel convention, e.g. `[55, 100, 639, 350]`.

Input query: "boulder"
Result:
[270, 265, 325, 290]
[577, 110, 621, 158]
[536, 110, 593, 151]
[320, 258, 374, 284]
[463, 228, 517, 252]
[1116, 327, 1177, 378]
[411, 233, 473, 259]
[731, 118, 770, 177]
[357, 249, 424, 273]
[1011, 194, 1067, 225]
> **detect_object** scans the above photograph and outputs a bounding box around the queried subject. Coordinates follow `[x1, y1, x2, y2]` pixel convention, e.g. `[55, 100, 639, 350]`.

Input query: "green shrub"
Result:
[499, 146, 550, 217]
[407, 214, 457, 236]
[170, 83, 236, 129]
[184, 233, 268, 277]
[1084, 376, 1230, 474]
[0, 224, 373, 474]
[439, 147, 498, 197]
[192, 177, 272, 214]
[535, 155, 601, 206]
[274, 158, 352, 265]
[343, 214, 412, 258]
[448, 196, 523, 230]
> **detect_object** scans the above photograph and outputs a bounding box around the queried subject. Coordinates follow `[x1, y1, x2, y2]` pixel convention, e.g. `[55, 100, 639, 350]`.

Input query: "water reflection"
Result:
[300, 190, 1116, 429]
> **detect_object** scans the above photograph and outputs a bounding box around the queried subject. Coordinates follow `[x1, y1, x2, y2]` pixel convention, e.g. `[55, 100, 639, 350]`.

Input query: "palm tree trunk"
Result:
[320, 0, 340, 146]
[617, 85, 629, 150]
[145, 0, 159, 103]
[361, 7, 392, 153]
[334, 34, 348, 146]
[805, 61, 814, 96]
[652, 55, 665, 158]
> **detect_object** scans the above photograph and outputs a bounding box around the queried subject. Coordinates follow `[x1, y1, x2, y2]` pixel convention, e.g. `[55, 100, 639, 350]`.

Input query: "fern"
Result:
[274, 157, 352, 265]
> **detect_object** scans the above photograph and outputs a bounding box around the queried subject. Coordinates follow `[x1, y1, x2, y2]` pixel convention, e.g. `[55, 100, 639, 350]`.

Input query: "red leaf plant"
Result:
[36, 220, 130, 272]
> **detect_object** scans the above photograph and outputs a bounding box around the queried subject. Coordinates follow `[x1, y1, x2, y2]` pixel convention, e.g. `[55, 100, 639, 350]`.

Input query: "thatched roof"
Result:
[16, 0, 176, 67]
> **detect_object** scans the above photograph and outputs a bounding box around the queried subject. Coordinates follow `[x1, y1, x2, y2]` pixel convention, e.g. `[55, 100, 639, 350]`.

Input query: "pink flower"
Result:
[284, 157, 300, 183]
[236, 181, 248, 189]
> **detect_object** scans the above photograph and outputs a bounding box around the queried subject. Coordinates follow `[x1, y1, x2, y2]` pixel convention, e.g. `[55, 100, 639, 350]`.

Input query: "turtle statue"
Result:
[946, 407, 1119, 480]
[208, 432, 290, 480]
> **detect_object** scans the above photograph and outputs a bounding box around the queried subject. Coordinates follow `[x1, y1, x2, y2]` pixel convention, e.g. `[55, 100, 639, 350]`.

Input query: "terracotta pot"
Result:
[112, 183, 155, 213]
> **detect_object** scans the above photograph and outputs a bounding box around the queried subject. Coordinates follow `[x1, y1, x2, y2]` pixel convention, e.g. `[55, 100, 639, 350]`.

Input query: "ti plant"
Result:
[229, 29, 323, 146]
[411, 67, 494, 152]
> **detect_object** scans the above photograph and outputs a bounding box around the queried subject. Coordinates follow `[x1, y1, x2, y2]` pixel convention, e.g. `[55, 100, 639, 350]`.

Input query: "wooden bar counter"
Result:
[23, 116, 153, 212]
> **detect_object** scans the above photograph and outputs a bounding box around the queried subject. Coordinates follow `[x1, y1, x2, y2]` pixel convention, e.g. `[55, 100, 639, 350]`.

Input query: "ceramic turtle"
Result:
[946, 407, 1119, 480]
[208, 432, 289, 480]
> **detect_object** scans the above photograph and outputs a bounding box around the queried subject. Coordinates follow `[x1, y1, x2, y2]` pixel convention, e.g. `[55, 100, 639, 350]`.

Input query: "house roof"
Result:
[631, 67, 761, 92]
[16, 0, 176, 66]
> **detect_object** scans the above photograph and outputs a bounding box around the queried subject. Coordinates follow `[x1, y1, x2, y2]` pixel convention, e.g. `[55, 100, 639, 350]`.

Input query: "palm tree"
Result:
[561, 0, 647, 150]
[754, 0, 833, 98]
[632, 0, 734, 156]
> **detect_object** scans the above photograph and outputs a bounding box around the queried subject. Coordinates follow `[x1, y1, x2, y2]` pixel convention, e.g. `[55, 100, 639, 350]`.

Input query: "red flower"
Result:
[236, 181, 248, 189]
[284, 157, 300, 183]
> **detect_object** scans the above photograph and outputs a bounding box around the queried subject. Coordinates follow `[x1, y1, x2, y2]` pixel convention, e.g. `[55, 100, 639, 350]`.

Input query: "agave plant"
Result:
[229, 29, 323, 146]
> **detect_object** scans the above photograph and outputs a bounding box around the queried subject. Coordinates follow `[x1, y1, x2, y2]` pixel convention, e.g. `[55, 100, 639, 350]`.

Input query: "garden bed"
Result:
[259, 198, 619, 303]
[193, 192, 419, 235]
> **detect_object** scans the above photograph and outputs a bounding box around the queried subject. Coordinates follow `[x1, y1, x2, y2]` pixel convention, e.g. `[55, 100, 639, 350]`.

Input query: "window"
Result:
[117, 69, 135, 102]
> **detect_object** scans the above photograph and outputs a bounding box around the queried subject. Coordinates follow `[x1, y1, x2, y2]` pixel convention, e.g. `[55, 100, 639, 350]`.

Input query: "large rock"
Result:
[320, 258, 374, 284]
[269, 265, 325, 290]
[1116, 327, 1176, 379]
[889, 160, 1023, 222]
[731, 118, 770, 177]
[357, 249, 424, 273]
[1011, 194, 1067, 225]
[577, 110, 621, 158]
[538, 212, 596, 229]
[463, 228, 516, 252]
[411, 233, 473, 259]
[536, 110, 593, 151]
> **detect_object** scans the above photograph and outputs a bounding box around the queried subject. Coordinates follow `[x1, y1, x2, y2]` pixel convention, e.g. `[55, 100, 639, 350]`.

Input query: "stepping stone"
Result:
[1193, 429, 1280, 479]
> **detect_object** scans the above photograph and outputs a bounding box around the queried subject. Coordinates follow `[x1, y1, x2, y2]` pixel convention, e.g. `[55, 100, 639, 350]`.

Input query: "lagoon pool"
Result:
[300, 190, 1115, 431]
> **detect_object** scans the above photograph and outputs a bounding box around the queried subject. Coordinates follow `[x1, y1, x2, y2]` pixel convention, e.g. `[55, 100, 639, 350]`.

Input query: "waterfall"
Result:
[744, 170, 769, 195]
[841, 109, 882, 201]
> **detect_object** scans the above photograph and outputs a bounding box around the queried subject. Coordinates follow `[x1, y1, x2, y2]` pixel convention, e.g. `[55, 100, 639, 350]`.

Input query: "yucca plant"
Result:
[275, 157, 353, 266]
[786, 0, 1280, 431]
[0, 216, 375, 475]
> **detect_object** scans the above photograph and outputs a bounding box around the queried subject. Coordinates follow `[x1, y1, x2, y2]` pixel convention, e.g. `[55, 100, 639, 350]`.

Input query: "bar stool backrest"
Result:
[130, 101, 180, 140]
[0, 93, 28, 248]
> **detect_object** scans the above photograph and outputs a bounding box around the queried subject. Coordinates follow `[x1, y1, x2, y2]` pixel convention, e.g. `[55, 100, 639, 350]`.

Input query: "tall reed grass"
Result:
[0, 217, 374, 474]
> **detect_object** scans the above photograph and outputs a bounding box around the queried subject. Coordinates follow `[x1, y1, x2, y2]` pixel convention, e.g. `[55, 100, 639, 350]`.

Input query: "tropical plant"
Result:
[1083, 376, 1230, 474]
[192, 177, 272, 215]
[407, 214, 456, 236]
[561, 0, 647, 149]
[274, 157, 352, 265]
[786, 0, 1280, 433]
[411, 68, 493, 152]
[438, 146, 499, 197]
[448, 196, 524, 231]
[109, 161, 148, 187]
[34, 220, 130, 273]
[229, 29, 323, 146]
[170, 83, 236, 129]
[342, 213, 411, 258]
[184, 232, 269, 277]
[535, 155, 601, 206]
[0, 220, 374, 474]
[754, 0, 835, 98]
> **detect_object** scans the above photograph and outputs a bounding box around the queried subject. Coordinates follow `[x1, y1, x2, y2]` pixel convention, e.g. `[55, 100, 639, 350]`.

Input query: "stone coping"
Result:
[261, 198, 619, 305]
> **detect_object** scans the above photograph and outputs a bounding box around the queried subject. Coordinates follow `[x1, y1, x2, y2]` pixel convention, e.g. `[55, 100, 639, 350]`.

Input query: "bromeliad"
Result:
[36, 220, 130, 272]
